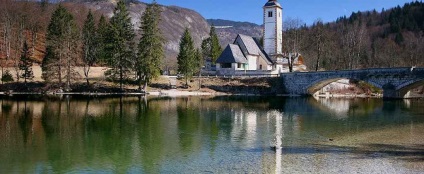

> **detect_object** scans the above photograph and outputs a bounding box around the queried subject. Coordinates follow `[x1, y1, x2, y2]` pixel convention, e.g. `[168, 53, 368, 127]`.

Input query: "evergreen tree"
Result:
[97, 15, 109, 64]
[137, 1, 164, 91]
[201, 37, 211, 59]
[201, 25, 222, 64]
[82, 10, 97, 86]
[108, 0, 135, 91]
[209, 25, 222, 63]
[19, 41, 34, 84]
[177, 28, 196, 86]
[43, 5, 79, 90]
[194, 48, 203, 75]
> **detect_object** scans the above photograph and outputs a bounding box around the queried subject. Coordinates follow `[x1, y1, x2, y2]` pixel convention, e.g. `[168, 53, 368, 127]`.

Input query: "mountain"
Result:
[0, 0, 210, 69]
[207, 19, 263, 47]
[83, 1, 210, 67]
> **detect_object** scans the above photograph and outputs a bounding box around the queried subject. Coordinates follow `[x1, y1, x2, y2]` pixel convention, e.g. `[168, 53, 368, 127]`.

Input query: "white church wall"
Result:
[247, 55, 258, 70]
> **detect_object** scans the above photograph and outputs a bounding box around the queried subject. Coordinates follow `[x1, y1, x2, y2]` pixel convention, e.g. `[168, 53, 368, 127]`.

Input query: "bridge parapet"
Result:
[280, 67, 424, 98]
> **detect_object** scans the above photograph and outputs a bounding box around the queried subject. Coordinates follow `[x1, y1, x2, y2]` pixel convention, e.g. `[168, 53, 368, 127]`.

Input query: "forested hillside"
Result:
[291, 1, 424, 71]
[0, 0, 209, 69]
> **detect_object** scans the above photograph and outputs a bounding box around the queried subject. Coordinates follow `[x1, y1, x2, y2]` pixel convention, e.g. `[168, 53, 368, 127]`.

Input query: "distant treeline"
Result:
[283, 1, 424, 71]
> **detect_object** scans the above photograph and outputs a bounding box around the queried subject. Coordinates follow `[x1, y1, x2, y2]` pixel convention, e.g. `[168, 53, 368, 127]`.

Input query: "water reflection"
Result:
[0, 96, 423, 173]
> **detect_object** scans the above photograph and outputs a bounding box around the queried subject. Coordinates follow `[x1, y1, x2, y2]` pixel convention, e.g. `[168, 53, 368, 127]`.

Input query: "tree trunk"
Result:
[120, 65, 123, 91]
[84, 65, 90, 86]
[315, 47, 321, 71]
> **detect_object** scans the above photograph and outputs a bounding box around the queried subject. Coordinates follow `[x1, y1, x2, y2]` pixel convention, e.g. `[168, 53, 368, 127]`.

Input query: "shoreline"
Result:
[2, 91, 423, 99]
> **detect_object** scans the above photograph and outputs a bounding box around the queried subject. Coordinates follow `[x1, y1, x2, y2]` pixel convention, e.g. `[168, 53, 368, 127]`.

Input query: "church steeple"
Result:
[263, 0, 283, 57]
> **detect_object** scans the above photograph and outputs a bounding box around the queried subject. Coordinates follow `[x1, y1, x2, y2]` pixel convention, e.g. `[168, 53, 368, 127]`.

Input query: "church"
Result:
[215, 0, 306, 76]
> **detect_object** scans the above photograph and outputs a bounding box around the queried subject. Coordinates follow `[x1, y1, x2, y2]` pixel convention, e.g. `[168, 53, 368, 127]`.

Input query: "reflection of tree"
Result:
[18, 101, 32, 144]
[177, 98, 200, 153]
[138, 98, 164, 173]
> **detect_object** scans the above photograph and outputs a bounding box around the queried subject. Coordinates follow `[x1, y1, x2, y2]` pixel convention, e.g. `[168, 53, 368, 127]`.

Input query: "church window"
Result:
[259, 65, 263, 70]
[268, 11, 273, 17]
[221, 63, 232, 68]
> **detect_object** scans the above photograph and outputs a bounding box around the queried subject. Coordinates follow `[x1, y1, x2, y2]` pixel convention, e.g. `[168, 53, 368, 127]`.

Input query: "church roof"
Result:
[216, 44, 247, 64]
[264, 0, 282, 8]
[236, 34, 273, 64]
[216, 34, 273, 65]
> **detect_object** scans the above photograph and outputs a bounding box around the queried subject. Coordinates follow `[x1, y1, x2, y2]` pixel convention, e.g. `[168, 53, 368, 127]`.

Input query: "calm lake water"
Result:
[0, 95, 423, 173]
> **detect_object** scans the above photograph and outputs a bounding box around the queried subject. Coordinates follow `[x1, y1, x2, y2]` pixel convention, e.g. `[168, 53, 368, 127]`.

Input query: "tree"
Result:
[201, 25, 222, 64]
[177, 28, 196, 86]
[12, 13, 26, 82]
[19, 41, 34, 84]
[283, 17, 305, 72]
[209, 25, 222, 64]
[201, 37, 211, 60]
[136, 1, 164, 91]
[1, 70, 13, 83]
[43, 5, 80, 91]
[97, 15, 109, 64]
[194, 48, 203, 75]
[82, 10, 97, 86]
[107, 0, 135, 91]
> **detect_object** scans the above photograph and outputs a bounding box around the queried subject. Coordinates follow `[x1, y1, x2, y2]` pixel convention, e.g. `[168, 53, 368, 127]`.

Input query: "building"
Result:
[215, 0, 306, 76]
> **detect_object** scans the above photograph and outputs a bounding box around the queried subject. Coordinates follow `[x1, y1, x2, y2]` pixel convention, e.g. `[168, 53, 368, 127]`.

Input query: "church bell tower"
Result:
[263, 0, 283, 57]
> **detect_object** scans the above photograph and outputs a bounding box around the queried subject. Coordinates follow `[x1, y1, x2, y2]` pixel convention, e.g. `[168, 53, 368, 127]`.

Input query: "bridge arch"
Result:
[396, 79, 424, 98]
[306, 77, 383, 95]
[280, 67, 424, 98]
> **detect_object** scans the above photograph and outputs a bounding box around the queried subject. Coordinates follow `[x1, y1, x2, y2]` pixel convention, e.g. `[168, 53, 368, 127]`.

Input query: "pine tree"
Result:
[177, 28, 196, 86]
[137, 0, 164, 91]
[43, 5, 79, 90]
[201, 37, 211, 59]
[19, 41, 34, 84]
[201, 25, 222, 64]
[108, 0, 135, 91]
[194, 48, 203, 75]
[82, 10, 97, 86]
[97, 15, 109, 64]
[209, 25, 222, 64]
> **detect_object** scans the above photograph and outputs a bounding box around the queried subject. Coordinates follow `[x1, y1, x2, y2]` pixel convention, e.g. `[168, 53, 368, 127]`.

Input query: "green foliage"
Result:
[194, 48, 203, 74]
[82, 10, 97, 67]
[82, 10, 97, 86]
[97, 15, 109, 64]
[136, 0, 164, 90]
[201, 25, 222, 64]
[201, 38, 210, 59]
[1, 70, 14, 83]
[107, 0, 136, 90]
[177, 28, 196, 85]
[19, 41, 34, 83]
[209, 25, 222, 63]
[43, 5, 79, 86]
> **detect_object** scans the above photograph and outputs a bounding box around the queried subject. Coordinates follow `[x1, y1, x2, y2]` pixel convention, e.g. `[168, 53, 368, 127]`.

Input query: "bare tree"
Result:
[283, 17, 305, 72]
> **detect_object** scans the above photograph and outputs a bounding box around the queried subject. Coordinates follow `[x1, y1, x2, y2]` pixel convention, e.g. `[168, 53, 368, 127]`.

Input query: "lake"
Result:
[0, 95, 423, 173]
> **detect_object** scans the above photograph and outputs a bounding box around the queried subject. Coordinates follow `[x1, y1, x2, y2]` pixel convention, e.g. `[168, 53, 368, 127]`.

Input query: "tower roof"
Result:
[264, 0, 282, 8]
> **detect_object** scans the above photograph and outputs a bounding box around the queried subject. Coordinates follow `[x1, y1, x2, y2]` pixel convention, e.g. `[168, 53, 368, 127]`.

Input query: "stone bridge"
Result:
[280, 67, 424, 98]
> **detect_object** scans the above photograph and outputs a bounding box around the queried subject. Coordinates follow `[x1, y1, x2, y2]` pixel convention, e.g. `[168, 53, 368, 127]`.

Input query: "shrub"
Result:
[1, 70, 14, 82]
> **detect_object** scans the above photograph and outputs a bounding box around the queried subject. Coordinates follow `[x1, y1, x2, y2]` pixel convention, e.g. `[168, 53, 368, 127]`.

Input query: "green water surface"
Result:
[0, 96, 423, 173]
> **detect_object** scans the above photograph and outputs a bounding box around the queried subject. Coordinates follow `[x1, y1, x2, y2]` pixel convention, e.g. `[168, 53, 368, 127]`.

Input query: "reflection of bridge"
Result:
[280, 67, 424, 98]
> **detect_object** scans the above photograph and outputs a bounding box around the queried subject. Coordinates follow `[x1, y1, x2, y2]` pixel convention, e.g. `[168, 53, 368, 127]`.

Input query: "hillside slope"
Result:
[207, 19, 263, 47]
[83, 1, 209, 67]
[0, 0, 210, 69]
[290, 1, 424, 70]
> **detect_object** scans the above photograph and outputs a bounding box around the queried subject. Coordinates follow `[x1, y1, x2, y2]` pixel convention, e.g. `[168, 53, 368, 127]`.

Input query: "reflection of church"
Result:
[215, 0, 306, 76]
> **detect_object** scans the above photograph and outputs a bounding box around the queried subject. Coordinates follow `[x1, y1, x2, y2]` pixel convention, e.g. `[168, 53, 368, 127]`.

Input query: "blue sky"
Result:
[140, 0, 419, 25]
